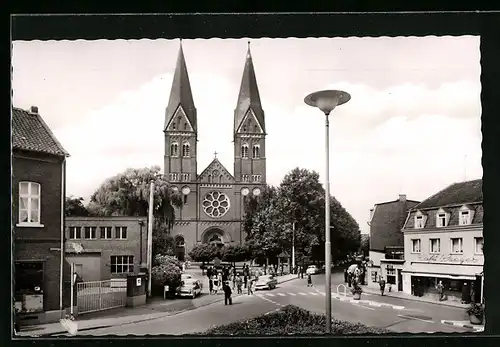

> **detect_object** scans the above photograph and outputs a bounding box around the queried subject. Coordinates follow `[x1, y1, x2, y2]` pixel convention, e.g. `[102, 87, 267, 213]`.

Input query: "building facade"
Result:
[65, 216, 147, 281]
[13, 106, 71, 324]
[367, 194, 420, 291]
[163, 42, 267, 255]
[401, 179, 483, 304]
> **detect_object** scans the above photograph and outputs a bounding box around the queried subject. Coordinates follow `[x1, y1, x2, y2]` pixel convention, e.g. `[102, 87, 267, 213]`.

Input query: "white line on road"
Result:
[277, 293, 286, 297]
[398, 314, 434, 324]
[350, 302, 376, 310]
[298, 292, 308, 296]
[265, 293, 276, 297]
[287, 293, 297, 296]
[309, 292, 318, 296]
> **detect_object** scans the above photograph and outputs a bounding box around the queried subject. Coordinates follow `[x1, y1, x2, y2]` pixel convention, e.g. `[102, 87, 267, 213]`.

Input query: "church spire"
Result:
[165, 40, 197, 132]
[234, 41, 265, 134]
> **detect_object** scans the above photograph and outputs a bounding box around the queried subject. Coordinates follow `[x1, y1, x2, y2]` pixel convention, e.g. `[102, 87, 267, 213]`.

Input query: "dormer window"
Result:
[241, 144, 249, 159]
[459, 205, 475, 226]
[414, 210, 427, 229]
[436, 208, 450, 228]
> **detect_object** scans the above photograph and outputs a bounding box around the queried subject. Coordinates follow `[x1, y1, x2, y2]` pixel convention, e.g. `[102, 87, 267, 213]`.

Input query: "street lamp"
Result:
[304, 89, 351, 333]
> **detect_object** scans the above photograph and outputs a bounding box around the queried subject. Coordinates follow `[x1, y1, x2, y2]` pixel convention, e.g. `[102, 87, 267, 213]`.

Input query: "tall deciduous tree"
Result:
[87, 166, 182, 232]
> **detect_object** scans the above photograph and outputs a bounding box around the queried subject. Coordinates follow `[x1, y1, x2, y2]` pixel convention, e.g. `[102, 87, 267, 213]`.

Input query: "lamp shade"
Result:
[304, 90, 351, 115]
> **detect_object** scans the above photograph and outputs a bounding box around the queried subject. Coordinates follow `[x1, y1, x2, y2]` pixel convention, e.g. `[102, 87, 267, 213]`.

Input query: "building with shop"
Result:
[163, 41, 267, 254]
[65, 216, 147, 281]
[401, 179, 483, 304]
[366, 194, 420, 291]
[13, 106, 71, 324]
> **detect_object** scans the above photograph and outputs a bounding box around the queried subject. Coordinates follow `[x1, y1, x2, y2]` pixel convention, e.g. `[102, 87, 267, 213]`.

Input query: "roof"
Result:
[198, 157, 234, 182]
[12, 107, 69, 157]
[165, 41, 197, 131]
[411, 179, 483, 210]
[234, 44, 265, 134]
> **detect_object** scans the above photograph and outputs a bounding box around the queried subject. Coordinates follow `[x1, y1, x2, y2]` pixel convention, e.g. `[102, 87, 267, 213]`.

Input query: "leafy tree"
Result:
[359, 234, 370, 257]
[151, 255, 182, 296]
[87, 166, 182, 232]
[65, 196, 89, 217]
[222, 244, 250, 266]
[188, 243, 221, 263]
[244, 167, 361, 265]
[152, 220, 176, 257]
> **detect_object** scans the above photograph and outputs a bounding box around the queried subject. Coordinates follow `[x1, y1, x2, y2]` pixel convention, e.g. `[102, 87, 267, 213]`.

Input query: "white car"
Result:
[254, 275, 278, 290]
[177, 278, 203, 298]
[306, 265, 319, 275]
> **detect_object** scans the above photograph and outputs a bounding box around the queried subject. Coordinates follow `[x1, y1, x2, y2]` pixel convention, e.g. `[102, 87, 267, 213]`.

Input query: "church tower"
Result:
[233, 42, 267, 187]
[164, 41, 197, 211]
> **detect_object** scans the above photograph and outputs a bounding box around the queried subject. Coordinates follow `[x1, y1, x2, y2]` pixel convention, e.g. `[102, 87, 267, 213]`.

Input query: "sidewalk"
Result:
[358, 284, 468, 309]
[15, 273, 297, 337]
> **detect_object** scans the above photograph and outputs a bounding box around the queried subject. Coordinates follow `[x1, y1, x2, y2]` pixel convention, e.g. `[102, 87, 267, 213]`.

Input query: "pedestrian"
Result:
[300, 265, 304, 279]
[223, 281, 233, 305]
[436, 280, 445, 301]
[280, 264, 284, 276]
[347, 272, 352, 287]
[247, 277, 254, 295]
[379, 278, 386, 296]
[470, 282, 476, 303]
[243, 265, 249, 288]
[212, 275, 218, 294]
[307, 273, 312, 287]
[236, 274, 243, 294]
[344, 268, 348, 283]
[209, 276, 214, 294]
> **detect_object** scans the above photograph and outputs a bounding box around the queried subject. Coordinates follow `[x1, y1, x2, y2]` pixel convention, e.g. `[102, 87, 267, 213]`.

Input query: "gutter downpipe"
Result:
[59, 158, 66, 315]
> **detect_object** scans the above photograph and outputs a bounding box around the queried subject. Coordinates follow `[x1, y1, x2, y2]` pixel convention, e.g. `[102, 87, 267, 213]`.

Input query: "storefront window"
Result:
[371, 271, 378, 283]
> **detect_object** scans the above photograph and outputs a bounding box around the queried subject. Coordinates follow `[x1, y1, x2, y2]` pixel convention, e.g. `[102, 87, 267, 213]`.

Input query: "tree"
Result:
[65, 196, 89, 217]
[152, 220, 175, 257]
[244, 167, 361, 266]
[222, 244, 250, 266]
[359, 234, 370, 257]
[188, 243, 221, 264]
[87, 166, 182, 232]
[151, 255, 182, 296]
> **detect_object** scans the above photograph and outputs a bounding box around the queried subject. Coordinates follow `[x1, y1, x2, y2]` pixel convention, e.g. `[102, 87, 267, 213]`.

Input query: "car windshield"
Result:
[182, 279, 196, 286]
[258, 275, 272, 281]
[308, 265, 317, 268]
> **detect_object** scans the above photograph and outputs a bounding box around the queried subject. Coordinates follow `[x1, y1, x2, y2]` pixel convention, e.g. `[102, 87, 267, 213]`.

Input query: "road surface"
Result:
[73, 273, 471, 336]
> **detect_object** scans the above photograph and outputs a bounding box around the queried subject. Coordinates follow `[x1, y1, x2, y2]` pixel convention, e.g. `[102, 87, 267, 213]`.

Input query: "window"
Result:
[69, 227, 81, 240]
[252, 174, 262, 182]
[172, 122, 176, 130]
[219, 175, 223, 183]
[371, 271, 378, 283]
[18, 182, 41, 225]
[182, 143, 190, 157]
[241, 144, 249, 159]
[451, 238, 463, 254]
[84, 227, 96, 240]
[475, 237, 484, 254]
[170, 142, 179, 157]
[460, 211, 471, 225]
[100, 227, 112, 239]
[208, 175, 212, 183]
[169, 173, 179, 181]
[242, 174, 250, 182]
[430, 238, 441, 253]
[411, 239, 421, 253]
[242, 125, 247, 132]
[183, 195, 188, 205]
[115, 227, 127, 239]
[184, 122, 188, 130]
[110, 255, 134, 274]
[386, 268, 396, 276]
[181, 173, 190, 181]
[252, 145, 260, 159]
[437, 213, 447, 227]
[415, 216, 424, 229]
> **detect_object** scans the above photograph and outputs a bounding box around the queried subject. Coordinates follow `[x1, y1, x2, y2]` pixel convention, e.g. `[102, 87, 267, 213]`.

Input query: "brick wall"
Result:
[65, 217, 147, 280]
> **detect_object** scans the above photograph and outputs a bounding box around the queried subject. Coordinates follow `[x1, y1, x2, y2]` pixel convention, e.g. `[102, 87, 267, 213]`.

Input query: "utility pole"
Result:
[147, 181, 154, 297]
[292, 222, 296, 270]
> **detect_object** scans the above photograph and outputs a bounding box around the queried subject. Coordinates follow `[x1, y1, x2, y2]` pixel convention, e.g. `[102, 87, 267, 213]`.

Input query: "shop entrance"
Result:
[398, 270, 403, 291]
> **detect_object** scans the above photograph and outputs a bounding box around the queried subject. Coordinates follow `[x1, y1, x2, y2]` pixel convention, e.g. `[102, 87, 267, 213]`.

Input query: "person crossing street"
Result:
[223, 281, 233, 305]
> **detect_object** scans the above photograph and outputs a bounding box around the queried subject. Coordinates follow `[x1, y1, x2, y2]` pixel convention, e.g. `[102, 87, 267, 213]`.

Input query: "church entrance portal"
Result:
[175, 235, 186, 262]
[203, 228, 226, 248]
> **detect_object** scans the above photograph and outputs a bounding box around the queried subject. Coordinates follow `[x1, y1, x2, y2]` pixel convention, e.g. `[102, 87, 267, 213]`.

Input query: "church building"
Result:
[163, 41, 267, 259]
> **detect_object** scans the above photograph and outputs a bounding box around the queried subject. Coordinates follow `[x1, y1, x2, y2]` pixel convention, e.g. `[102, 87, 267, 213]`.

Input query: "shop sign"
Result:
[415, 254, 481, 265]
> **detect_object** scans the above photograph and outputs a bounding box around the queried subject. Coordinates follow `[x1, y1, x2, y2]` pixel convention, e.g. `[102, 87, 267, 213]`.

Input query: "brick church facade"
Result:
[163, 42, 267, 258]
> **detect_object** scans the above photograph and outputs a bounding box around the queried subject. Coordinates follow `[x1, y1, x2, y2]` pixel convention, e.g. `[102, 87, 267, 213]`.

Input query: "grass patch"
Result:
[199, 305, 390, 335]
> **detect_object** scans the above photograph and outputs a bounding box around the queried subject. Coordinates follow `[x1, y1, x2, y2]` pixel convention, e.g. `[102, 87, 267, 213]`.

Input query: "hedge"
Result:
[200, 305, 390, 335]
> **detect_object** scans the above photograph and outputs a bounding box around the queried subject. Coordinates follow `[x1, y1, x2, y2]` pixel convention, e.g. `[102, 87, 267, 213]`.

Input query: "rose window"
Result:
[202, 191, 230, 218]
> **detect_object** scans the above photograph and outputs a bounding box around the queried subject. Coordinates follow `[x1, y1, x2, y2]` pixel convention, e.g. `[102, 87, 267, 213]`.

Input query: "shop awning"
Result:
[406, 262, 482, 279]
[406, 272, 476, 280]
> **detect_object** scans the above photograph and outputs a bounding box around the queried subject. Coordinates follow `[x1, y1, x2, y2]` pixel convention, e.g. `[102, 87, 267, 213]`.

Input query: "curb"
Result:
[441, 320, 484, 332]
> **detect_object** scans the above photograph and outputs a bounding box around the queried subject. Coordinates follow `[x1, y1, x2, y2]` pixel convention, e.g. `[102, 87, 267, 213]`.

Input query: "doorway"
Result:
[175, 236, 186, 262]
[398, 269, 403, 291]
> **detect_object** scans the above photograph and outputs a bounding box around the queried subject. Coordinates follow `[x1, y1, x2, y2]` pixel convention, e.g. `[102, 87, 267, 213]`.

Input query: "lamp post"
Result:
[304, 89, 351, 333]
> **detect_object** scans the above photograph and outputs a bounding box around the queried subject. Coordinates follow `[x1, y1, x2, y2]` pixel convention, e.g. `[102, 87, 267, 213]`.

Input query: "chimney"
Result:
[399, 194, 406, 202]
[30, 106, 39, 114]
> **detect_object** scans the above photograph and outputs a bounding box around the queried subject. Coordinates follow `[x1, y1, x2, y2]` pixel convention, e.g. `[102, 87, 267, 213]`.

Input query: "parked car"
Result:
[181, 273, 193, 280]
[254, 275, 278, 290]
[177, 278, 203, 298]
[306, 265, 320, 275]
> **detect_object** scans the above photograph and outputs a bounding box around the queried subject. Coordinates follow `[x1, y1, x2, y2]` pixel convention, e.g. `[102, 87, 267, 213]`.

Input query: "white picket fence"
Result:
[76, 279, 127, 314]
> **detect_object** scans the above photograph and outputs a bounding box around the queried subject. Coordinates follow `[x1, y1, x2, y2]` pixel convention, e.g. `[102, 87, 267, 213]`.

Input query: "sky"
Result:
[11, 37, 482, 234]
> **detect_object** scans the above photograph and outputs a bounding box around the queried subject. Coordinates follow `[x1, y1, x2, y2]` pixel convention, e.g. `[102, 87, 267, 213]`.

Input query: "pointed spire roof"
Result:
[165, 40, 197, 131]
[234, 42, 265, 133]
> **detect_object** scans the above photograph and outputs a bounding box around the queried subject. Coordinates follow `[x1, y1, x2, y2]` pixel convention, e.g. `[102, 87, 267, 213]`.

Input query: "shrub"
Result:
[200, 305, 389, 335]
[466, 302, 484, 317]
[151, 255, 182, 294]
[154, 254, 181, 268]
[351, 285, 363, 295]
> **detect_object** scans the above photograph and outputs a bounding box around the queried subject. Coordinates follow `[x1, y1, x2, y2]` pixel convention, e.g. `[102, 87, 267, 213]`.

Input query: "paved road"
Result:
[74, 275, 471, 336]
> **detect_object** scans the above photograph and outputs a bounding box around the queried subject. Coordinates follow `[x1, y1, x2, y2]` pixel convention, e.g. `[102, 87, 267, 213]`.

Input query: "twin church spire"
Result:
[164, 40, 265, 136]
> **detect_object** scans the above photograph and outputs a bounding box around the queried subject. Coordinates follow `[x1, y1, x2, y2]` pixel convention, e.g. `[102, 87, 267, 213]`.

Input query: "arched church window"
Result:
[208, 234, 223, 245]
[252, 144, 260, 159]
[241, 144, 249, 159]
[219, 175, 223, 183]
[184, 122, 188, 130]
[170, 142, 179, 157]
[182, 143, 190, 157]
[172, 122, 176, 130]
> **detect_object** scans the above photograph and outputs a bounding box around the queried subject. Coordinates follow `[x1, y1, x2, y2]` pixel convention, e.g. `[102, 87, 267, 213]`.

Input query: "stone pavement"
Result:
[15, 273, 297, 337]
[441, 320, 484, 332]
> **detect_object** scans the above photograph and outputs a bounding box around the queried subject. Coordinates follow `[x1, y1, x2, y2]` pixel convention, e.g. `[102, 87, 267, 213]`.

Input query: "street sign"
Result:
[136, 277, 142, 287]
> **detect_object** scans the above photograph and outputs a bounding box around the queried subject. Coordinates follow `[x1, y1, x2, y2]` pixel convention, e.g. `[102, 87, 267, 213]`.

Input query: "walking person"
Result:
[243, 265, 249, 289]
[236, 274, 243, 294]
[437, 280, 445, 301]
[344, 268, 348, 283]
[347, 272, 352, 287]
[212, 275, 219, 295]
[223, 281, 233, 305]
[209, 275, 214, 295]
[379, 277, 386, 296]
[307, 273, 313, 287]
[247, 276, 255, 295]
